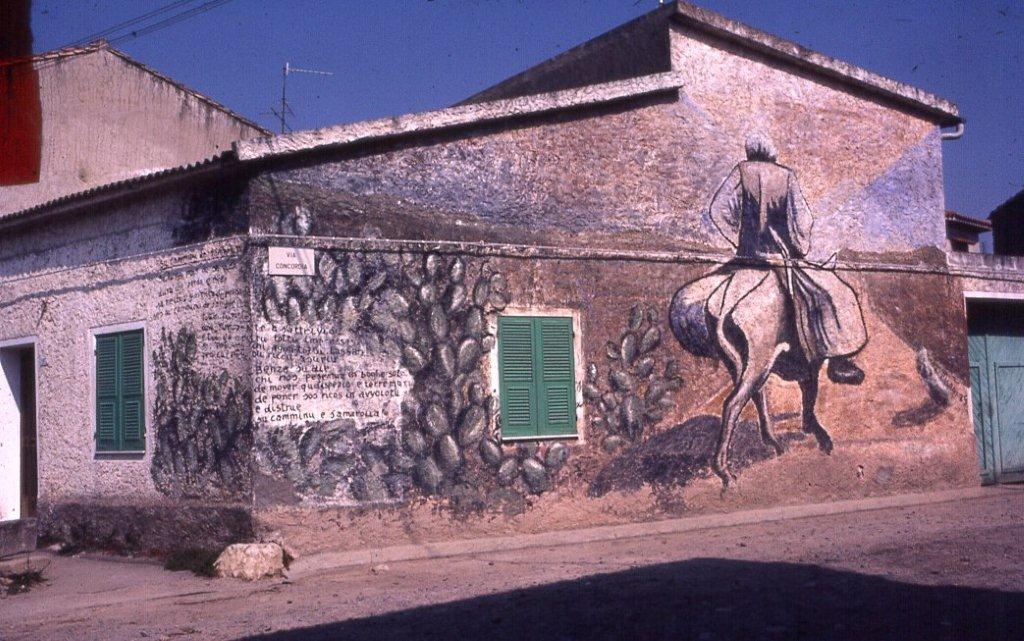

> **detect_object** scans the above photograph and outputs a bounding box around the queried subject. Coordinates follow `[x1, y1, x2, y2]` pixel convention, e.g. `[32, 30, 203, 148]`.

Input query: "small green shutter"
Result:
[537, 317, 576, 436]
[120, 331, 145, 451]
[95, 330, 145, 452]
[498, 316, 537, 438]
[498, 315, 577, 439]
[95, 334, 120, 452]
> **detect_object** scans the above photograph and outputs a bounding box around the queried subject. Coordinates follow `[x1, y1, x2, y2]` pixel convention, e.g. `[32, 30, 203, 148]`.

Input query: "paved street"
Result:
[2, 487, 1022, 641]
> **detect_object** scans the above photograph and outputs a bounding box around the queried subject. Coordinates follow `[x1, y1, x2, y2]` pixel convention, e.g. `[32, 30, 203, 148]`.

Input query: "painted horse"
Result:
[668, 265, 836, 486]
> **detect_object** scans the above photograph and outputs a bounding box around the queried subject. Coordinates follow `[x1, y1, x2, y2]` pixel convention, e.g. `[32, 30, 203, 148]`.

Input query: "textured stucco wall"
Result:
[952, 254, 1024, 297]
[0, 193, 181, 278]
[0, 49, 262, 216]
[0, 239, 251, 499]
[667, 24, 946, 253]
[237, 21, 965, 551]
[0, 191, 255, 549]
[254, 30, 944, 260]
[246, 234, 976, 554]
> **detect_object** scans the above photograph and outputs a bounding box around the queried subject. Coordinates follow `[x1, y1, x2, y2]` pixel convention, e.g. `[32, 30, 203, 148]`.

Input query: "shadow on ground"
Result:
[241, 558, 1023, 641]
[589, 415, 808, 497]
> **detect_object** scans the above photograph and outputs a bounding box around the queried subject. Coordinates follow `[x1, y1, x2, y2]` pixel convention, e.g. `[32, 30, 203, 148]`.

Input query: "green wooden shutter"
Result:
[498, 316, 537, 438]
[95, 330, 145, 452]
[95, 334, 120, 452]
[119, 331, 145, 451]
[537, 317, 576, 436]
[498, 316, 577, 439]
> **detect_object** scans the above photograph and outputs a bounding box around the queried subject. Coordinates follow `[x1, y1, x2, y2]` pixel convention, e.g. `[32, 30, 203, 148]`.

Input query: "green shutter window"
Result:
[95, 329, 146, 452]
[498, 316, 577, 439]
[95, 335, 120, 451]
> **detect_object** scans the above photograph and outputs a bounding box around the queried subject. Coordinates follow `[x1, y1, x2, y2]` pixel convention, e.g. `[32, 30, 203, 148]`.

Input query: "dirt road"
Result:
[2, 487, 1022, 640]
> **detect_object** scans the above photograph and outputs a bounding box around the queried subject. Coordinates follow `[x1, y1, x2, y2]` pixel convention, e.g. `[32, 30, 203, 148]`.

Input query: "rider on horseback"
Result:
[708, 133, 867, 384]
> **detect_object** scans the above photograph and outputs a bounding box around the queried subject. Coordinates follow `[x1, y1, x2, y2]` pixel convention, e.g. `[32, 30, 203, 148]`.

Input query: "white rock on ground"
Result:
[213, 543, 285, 581]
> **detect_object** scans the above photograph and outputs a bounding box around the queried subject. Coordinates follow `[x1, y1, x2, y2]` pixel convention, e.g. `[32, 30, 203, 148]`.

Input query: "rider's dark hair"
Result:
[745, 133, 778, 162]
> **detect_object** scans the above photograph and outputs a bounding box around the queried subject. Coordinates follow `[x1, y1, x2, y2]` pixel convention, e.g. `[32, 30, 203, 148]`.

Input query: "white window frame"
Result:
[89, 321, 149, 458]
[487, 306, 586, 443]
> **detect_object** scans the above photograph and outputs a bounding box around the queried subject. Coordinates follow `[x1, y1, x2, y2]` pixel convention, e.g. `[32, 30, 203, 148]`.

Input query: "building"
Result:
[0, 42, 266, 216]
[989, 189, 1024, 256]
[2, 2, 1021, 558]
[945, 210, 991, 253]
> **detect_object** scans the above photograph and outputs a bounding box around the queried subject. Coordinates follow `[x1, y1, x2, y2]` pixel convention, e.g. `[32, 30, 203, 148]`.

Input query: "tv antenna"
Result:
[267, 62, 334, 134]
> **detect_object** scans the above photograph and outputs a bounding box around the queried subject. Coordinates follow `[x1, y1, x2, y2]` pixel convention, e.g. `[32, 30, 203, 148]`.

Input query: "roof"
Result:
[0, 154, 231, 229]
[669, 2, 960, 126]
[1, 40, 268, 135]
[945, 210, 992, 231]
[234, 70, 686, 162]
[990, 188, 1024, 221]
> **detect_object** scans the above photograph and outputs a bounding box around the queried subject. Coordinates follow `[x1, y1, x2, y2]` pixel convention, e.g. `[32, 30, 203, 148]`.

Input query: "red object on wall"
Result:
[0, 0, 42, 186]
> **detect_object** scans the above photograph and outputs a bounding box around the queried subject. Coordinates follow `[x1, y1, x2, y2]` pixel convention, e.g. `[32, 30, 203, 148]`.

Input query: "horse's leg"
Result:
[753, 388, 785, 455]
[714, 343, 786, 485]
[715, 384, 749, 486]
[798, 369, 833, 454]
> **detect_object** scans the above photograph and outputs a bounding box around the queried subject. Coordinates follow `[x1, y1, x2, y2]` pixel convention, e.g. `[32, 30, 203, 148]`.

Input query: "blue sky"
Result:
[31, 0, 1023, 221]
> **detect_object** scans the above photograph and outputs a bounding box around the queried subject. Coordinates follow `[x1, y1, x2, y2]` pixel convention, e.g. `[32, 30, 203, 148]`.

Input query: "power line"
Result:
[105, 0, 235, 47]
[65, 0, 200, 48]
[0, 0, 236, 80]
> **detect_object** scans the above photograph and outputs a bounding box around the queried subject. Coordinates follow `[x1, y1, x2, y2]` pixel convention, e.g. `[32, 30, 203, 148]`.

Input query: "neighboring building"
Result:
[989, 188, 1024, 255]
[945, 210, 991, 253]
[2, 2, 1021, 558]
[0, 42, 266, 216]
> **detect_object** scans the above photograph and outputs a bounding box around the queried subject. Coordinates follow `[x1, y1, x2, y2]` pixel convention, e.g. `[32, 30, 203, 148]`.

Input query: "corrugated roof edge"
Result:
[235, 70, 686, 162]
[0, 41, 106, 67]
[0, 153, 232, 226]
[945, 210, 992, 231]
[671, 1, 961, 126]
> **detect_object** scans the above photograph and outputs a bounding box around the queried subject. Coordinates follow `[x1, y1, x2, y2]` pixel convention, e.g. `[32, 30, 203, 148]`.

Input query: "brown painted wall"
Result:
[248, 239, 976, 554]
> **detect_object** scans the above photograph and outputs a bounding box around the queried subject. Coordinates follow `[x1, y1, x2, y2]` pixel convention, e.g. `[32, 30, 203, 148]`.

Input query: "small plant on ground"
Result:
[1, 561, 48, 596]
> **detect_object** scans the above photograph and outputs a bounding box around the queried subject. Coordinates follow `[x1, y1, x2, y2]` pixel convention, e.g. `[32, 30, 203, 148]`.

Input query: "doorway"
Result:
[0, 343, 37, 521]
[967, 300, 1024, 484]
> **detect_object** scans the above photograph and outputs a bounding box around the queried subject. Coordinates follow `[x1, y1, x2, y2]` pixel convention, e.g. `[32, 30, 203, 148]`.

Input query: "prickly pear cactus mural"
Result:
[151, 328, 253, 499]
[255, 248, 570, 509]
[584, 304, 683, 452]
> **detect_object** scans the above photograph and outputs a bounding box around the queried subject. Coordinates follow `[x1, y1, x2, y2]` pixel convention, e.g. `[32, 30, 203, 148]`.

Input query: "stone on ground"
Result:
[214, 543, 285, 581]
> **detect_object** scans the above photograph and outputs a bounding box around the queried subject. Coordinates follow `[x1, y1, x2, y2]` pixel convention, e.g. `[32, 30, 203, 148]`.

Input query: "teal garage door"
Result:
[968, 300, 1024, 484]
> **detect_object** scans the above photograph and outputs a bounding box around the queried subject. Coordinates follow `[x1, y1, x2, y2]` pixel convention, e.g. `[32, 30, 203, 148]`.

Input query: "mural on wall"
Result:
[583, 303, 683, 452]
[669, 134, 868, 485]
[254, 212, 571, 510]
[151, 327, 253, 500]
[173, 182, 248, 245]
[892, 347, 951, 427]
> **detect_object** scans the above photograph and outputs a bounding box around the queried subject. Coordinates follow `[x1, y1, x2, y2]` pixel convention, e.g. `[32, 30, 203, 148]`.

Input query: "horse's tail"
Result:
[668, 278, 720, 358]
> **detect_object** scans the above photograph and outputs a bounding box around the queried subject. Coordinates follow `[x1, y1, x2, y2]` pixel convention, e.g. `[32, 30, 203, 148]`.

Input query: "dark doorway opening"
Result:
[19, 346, 37, 518]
